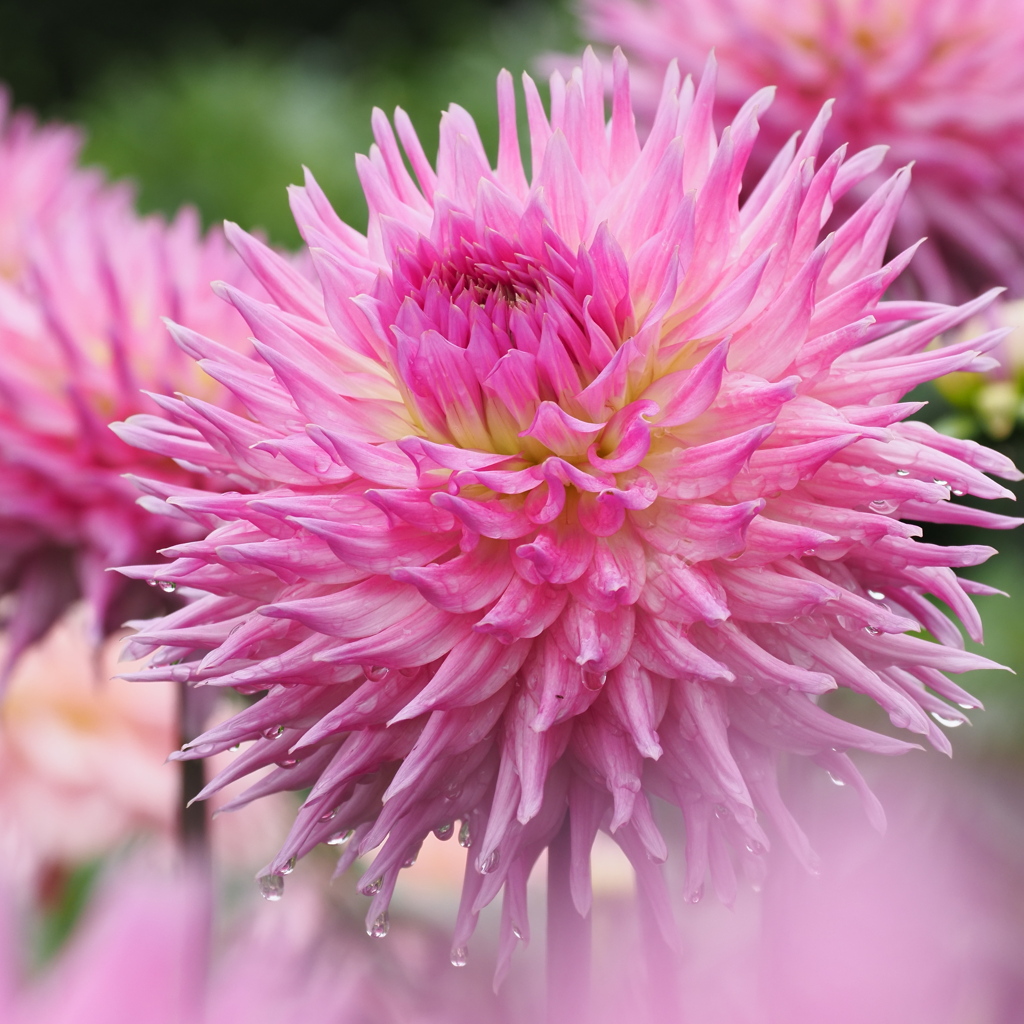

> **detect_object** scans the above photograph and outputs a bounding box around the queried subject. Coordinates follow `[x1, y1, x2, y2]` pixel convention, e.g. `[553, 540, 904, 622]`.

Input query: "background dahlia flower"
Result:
[117, 50, 1018, 971]
[577, 0, 1024, 301]
[0, 95, 261, 678]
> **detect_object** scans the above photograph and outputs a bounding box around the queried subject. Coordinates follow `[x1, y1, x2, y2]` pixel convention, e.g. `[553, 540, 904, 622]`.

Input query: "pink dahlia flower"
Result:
[578, 0, 1024, 301]
[0, 95, 260, 677]
[117, 51, 1019, 969]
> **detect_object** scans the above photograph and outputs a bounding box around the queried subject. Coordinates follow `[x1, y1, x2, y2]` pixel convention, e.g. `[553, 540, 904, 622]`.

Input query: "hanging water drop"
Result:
[512, 925, 523, 941]
[368, 912, 390, 939]
[362, 877, 384, 896]
[867, 590, 885, 601]
[229, 743, 241, 752]
[319, 809, 336, 823]
[146, 578, 159, 587]
[896, 469, 910, 477]
[745, 840, 764, 855]
[869, 499, 888, 510]
[327, 829, 354, 846]
[276, 758, 299, 769]
[158, 580, 177, 593]
[458, 820, 472, 848]
[364, 665, 388, 681]
[827, 772, 846, 787]
[931, 711, 964, 728]
[434, 821, 454, 841]
[957, 702, 976, 710]
[280, 856, 297, 876]
[479, 849, 499, 874]
[952, 488, 965, 497]
[933, 478, 949, 487]
[258, 874, 284, 902]
[864, 625, 881, 636]
[262, 725, 285, 740]
[450, 947, 468, 967]
[688, 885, 704, 904]
[582, 670, 607, 691]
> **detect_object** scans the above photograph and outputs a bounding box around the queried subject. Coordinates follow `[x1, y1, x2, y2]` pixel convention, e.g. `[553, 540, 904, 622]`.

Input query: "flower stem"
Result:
[547, 812, 592, 1024]
[177, 681, 208, 860]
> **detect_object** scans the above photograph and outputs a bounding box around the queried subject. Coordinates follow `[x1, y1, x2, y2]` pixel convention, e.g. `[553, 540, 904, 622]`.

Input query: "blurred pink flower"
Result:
[1, 861, 493, 1024]
[0, 609, 293, 895]
[579, 0, 1024, 300]
[117, 52, 1016, 967]
[0, 93, 260, 677]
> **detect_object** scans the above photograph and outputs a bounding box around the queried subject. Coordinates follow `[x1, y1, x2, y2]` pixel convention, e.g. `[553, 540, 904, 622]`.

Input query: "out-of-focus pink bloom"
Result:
[0, 609, 292, 894]
[117, 51, 1017, 969]
[587, 765, 1024, 1023]
[579, 0, 1024, 301]
[0, 94, 259, 678]
[2, 862, 493, 1024]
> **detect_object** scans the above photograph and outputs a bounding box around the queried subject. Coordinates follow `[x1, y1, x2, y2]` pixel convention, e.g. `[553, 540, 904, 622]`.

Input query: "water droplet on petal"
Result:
[479, 850, 499, 874]
[146, 578, 159, 588]
[896, 469, 910, 477]
[688, 885, 704, 904]
[582, 670, 607, 691]
[433, 821, 454, 841]
[281, 856, 297, 875]
[458, 820, 472, 848]
[319, 809, 336, 823]
[827, 772, 846, 787]
[258, 874, 284, 901]
[864, 625, 881, 636]
[368, 912, 390, 938]
[867, 590, 885, 601]
[364, 665, 388, 681]
[361, 877, 384, 896]
[276, 758, 299, 769]
[745, 840, 764, 855]
[957, 702, 976, 710]
[450, 946, 468, 967]
[158, 580, 177, 593]
[952, 488, 965, 497]
[229, 743, 241, 752]
[512, 925, 523, 940]
[327, 830, 354, 846]
[931, 711, 964, 728]
[402, 853, 418, 868]
[869, 499, 888, 510]
[933, 478, 949, 487]
[262, 725, 285, 740]
[713, 804, 728, 820]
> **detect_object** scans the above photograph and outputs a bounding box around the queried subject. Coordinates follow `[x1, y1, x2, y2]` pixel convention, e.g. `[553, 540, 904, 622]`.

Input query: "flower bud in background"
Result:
[576, 0, 1024, 302]
[934, 299, 1024, 441]
[0, 92, 263, 680]
[117, 51, 1018, 969]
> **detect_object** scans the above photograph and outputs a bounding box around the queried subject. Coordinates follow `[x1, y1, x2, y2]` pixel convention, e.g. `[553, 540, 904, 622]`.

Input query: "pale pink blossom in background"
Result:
[0, 609, 293, 895]
[116, 51, 1017, 969]
[0, 95, 264, 678]
[578, 0, 1024, 301]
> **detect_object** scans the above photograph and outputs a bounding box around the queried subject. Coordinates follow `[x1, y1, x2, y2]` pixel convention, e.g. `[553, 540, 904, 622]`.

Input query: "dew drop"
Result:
[361, 877, 384, 896]
[864, 625, 881, 636]
[458, 820, 472, 849]
[262, 725, 285, 740]
[433, 821, 454, 841]
[896, 469, 910, 477]
[931, 711, 964, 728]
[368, 912, 390, 939]
[479, 850, 499, 874]
[327, 829, 354, 846]
[364, 665, 388, 681]
[276, 758, 299, 769]
[229, 743, 241, 752]
[512, 925, 523, 941]
[869, 499, 889, 510]
[450, 947, 468, 967]
[319, 809, 336, 823]
[402, 853, 418, 868]
[867, 590, 885, 601]
[957, 702, 976, 710]
[827, 772, 846, 787]
[713, 804, 728, 820]
[744, 840, 764, 855]
[158, 580, 177, 594]
[688, 885, 704, 904]
[582, 670, 607, 691]
[443, 779, 463, 801]
[145, 578, 159, 588]
[258, 873, 284, 902]
[933, 478, 949, 487]
[952, 488, 965, 497]
[280, 856, 297, 876]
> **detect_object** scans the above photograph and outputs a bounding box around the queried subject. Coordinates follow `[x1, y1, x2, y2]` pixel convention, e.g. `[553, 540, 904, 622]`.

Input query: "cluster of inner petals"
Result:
[114, 50, 1019, 971]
